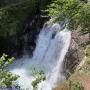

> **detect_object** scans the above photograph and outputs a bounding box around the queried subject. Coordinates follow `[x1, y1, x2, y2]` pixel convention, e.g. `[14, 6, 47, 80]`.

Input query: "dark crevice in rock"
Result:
[17, 10, 50, 58]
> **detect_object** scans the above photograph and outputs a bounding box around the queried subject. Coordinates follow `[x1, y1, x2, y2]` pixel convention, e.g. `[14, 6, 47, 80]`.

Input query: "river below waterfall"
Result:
[9, 23, 71, 90]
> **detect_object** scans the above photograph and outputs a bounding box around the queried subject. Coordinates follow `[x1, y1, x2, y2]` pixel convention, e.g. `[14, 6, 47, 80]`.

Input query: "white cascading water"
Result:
[9, 23, 71, 90]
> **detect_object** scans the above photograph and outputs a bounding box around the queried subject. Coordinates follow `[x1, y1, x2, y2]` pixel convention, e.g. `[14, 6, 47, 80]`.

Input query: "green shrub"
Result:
[0, 8, 21, 37]
[0, 53, 19, 87]
[47, 0, 90, 34]
[69, 80, 84, 90]
[31, 67, 46, 90]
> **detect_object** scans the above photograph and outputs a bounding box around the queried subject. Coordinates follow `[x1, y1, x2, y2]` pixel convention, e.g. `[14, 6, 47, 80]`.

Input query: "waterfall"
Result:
[9, 23, 71, 90]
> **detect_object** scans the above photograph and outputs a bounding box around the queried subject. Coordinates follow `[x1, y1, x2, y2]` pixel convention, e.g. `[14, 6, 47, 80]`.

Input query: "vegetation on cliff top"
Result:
[48, 0, 90, 35]
[0, 0, 51, 36]
[0, 0, 36, 36]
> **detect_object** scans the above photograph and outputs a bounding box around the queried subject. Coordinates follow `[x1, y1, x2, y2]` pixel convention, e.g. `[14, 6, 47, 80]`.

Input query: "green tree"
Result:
[0, 53, 19, 87]
[47, 0, 90, 34]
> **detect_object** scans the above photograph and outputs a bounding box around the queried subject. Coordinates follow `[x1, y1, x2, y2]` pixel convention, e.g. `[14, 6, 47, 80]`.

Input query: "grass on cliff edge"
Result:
[53, 73, 90, 90]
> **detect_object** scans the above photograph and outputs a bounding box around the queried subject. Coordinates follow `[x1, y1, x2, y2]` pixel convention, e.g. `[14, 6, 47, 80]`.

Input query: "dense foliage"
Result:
[0, 53, 19, 87]
[48, 0, 90, 34]
[0, 9, 21, 37]
[0, 0, 51, 36]
[0, 0, 34, 36]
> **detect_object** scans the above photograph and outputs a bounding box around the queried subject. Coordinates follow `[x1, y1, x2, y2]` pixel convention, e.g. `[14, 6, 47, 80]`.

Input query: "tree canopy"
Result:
[48, 0, 90, 34]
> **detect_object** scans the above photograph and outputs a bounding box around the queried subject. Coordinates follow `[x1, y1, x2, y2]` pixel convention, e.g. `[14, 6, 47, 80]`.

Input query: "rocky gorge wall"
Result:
[0, 0, 51, 57]
[53, 30, 90, 90]
[64, 30, 90, 77]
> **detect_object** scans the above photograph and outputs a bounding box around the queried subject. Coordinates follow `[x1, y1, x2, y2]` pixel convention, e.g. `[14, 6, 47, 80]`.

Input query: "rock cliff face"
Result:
[18, 12, 50, 57]
[64, 30, 89, 76]
[0, 0, 51, 57]
[54, 32, 90, 90]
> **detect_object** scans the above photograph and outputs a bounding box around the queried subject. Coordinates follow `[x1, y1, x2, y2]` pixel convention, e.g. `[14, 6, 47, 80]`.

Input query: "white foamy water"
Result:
[9, 23, 71, 90]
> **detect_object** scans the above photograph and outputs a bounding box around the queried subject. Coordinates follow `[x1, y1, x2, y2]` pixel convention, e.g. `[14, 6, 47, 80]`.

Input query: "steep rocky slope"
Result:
[54, 30, 90, 90]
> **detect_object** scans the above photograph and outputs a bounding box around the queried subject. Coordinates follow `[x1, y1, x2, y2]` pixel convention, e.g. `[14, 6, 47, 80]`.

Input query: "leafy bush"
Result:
[47, 0, 90, 34]
[0, 53, 19, 87]
[31, 67, 46, 90]
[0, 0, 36, 37]
[0, 8, 21, 37]
[69, 80, 84, 90]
